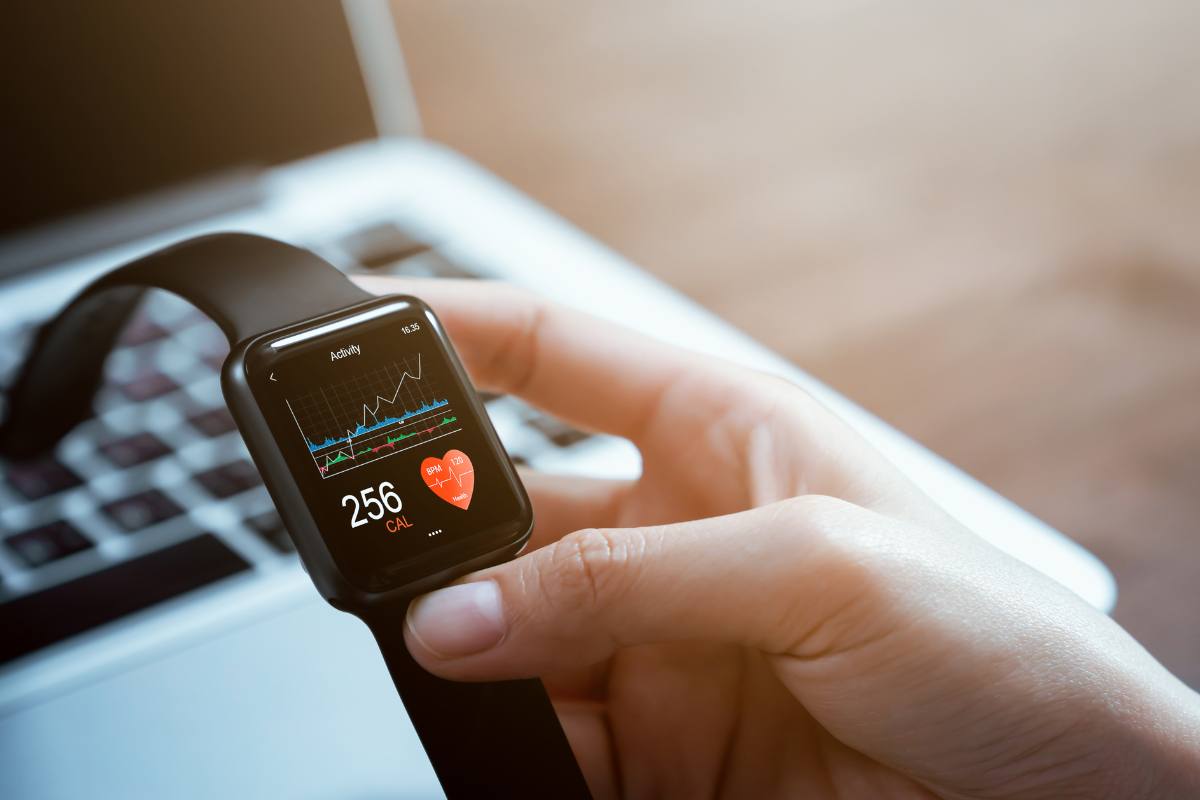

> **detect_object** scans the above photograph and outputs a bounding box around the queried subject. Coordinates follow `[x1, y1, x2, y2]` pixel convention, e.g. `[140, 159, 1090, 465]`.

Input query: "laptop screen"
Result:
[2, 0, 376, 243]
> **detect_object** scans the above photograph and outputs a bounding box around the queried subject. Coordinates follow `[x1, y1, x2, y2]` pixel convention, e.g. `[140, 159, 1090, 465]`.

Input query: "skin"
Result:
[357, 276, 1200, 799]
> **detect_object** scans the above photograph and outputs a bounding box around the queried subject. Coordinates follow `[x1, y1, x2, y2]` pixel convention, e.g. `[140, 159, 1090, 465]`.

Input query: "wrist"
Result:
[993, 655, 1200, 800]
[1129, 683, 1200, 800]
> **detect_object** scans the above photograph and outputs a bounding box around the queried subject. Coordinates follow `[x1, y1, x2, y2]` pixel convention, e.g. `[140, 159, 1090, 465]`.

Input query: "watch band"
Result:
[364, 603, 591, 798]
[0, 233, 373, 457]
[0, 232, 591, 798]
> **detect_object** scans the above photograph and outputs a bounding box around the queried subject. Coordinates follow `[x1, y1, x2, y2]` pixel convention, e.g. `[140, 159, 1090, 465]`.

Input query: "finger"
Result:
[555, 700, 619, 800]
[520, 470, 631, 549]
[353, 276, 924, 519]
[488, 470, 629, 703]
[541, 660, 613, 703]
[352, 276, 773, 446]
[402, 495, 892, 680]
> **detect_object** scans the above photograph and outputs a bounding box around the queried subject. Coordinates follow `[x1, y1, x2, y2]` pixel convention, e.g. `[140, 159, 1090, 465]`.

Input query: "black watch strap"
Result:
[0, 233, 373, 457]
[364, 604, 591, 798]
[0, 232, 590, 797]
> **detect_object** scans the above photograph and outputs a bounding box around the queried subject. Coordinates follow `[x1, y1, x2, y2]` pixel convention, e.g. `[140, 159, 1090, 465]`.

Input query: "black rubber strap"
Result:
[363, 604, 592, 798]
[0, 232, 590, 797]
[0, 232, 372, 457]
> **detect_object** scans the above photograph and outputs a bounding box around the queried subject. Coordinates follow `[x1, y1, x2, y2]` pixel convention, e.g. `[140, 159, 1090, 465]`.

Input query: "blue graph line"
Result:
[306, 398, 449, 452]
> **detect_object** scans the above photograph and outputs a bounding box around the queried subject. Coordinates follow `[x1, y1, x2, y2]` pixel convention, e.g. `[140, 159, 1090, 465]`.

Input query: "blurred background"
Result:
[390, 1, 1200, 685]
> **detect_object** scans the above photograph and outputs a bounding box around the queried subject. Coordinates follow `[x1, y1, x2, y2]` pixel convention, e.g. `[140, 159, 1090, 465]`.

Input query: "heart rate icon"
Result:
[421, 449, 474, 510]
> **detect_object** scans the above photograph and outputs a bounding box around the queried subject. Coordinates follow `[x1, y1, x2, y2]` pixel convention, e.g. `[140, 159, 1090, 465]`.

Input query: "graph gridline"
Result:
[285, 353, 462, 479]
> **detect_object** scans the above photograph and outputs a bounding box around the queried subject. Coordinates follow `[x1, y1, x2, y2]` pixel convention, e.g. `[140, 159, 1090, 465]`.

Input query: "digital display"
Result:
[247, 300, 528, 593]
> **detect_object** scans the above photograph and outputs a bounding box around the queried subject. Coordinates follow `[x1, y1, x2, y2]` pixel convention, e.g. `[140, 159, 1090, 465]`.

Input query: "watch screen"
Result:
[245, 299, 528, 592]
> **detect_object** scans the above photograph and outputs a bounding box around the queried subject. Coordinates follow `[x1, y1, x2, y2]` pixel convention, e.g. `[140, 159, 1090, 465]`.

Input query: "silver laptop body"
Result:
[0, 2, 1114, 797]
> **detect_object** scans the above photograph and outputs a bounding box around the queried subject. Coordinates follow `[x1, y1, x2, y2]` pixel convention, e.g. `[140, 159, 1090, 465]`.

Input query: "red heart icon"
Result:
[421, 449, 474, 510]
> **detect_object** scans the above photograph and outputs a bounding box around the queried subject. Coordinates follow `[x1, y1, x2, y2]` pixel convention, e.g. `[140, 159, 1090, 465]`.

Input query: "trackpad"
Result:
[0, 600, 444, 799]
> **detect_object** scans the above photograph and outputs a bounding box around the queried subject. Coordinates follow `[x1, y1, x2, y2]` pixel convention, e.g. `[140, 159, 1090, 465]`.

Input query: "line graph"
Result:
[285, 353, 462, 479]
[303, 355, 437, 450]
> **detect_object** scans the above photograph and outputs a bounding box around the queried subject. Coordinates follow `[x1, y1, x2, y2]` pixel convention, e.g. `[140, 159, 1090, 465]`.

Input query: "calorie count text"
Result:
[340, 480, 412, 533]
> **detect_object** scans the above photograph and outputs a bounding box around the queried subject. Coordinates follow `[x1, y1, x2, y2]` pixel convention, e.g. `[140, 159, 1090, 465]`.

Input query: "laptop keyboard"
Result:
[0, 224, 595, 666]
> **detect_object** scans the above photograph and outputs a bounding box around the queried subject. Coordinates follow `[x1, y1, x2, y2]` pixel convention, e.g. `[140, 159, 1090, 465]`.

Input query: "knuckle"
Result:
[541, 528, 640, 610]
[774, 493, 853, 535]
[462, 282, 550, 395]
[776, 493, 895, 587]
[779, 494, 889, 570]
[763, 496, 901, 655]
[491, 291, 550, 395]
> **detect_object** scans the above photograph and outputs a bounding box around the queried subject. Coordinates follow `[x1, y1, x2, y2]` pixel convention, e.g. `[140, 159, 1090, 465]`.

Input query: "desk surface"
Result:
[392, 1, 1200, 686]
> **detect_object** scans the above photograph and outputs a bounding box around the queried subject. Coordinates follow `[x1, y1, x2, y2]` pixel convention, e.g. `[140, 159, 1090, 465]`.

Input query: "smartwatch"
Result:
[0, 233, 590, 798]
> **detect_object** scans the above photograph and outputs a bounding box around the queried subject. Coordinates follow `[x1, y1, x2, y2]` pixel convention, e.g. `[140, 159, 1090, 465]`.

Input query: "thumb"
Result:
[403, 495, 883, 680]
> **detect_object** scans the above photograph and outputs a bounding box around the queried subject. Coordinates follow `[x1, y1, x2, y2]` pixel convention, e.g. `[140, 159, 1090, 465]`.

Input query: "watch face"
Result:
[244, 298, 529, 593]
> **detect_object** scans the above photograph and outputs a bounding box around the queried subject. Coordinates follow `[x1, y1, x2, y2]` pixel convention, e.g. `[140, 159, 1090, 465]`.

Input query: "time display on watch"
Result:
[247, 300, 528, 593]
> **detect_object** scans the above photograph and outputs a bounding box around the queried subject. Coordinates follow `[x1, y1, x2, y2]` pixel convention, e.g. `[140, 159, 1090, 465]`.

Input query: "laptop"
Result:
[0, 2, 1116, 797]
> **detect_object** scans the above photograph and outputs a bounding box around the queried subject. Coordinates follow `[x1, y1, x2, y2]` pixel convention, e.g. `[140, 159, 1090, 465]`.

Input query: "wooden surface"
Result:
[391, 2, 1200, 686]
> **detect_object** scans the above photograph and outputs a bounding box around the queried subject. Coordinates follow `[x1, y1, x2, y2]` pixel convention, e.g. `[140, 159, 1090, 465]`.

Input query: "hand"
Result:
[357, 277, 1200, 799]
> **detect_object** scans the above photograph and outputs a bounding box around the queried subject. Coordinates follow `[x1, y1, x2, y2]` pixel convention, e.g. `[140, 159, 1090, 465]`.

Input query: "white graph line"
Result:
[299, 354, 430, 451]
[342, 353, 423, 436]
[285, 353, 467, 478]
[425, 465, 474, 490]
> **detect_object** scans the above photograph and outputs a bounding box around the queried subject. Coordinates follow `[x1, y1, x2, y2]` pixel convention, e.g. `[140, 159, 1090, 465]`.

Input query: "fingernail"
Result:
[406, 581, 506, 658]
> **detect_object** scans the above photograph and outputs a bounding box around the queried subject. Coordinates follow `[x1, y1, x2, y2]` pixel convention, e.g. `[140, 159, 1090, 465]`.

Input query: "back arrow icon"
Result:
[269, 373, 277, 382]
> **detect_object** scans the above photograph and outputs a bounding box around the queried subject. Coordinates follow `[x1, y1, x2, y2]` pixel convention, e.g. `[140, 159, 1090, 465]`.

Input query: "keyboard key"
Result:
[244, 509, 294, 553]
[339, 221, 429, 269]
[0, 534, 250, 665]
[525, 414, 592, 448]
[191, 328, 230, 371]
[98, 432, 172, 468]
[175, 308, 211, 329]
[5, 521, 92, 568]
[187, 407, 237, 437]
[4, 456, 83, 500]
[200, 351, 227, 372]
[119, 371, 180, 402]
[102, 489, 184, 531]
[387, 250, 482, 280]
[118, 317, 170, 346]
[195, 460, 261, 499]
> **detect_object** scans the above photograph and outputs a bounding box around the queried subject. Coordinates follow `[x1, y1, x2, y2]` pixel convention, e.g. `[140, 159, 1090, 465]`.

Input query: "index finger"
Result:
[352, 276, 752, 444]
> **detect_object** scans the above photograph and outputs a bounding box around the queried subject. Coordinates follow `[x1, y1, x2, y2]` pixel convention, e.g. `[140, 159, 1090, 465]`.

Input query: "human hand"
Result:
[357, 277, 1200, 799]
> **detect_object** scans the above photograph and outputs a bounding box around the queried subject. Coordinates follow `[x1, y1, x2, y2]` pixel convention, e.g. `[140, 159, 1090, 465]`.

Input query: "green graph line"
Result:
[320, 413, 462, 472]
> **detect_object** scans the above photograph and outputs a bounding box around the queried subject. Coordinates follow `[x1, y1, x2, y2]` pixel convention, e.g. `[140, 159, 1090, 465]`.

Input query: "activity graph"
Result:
[285, 353, 462, 479]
